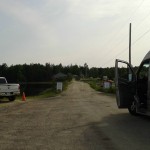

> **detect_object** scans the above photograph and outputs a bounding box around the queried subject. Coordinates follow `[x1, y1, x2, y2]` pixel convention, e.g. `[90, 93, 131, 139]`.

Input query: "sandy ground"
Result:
[0, 80, 150, 150]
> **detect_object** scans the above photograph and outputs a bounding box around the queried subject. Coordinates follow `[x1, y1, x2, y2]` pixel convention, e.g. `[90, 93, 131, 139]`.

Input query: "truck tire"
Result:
[128, 101, 138, 116]
[8, 96, 16, 101]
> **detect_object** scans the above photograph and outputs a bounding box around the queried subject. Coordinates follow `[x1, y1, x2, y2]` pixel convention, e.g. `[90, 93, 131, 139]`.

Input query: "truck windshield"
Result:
[0, 78, 6, 84]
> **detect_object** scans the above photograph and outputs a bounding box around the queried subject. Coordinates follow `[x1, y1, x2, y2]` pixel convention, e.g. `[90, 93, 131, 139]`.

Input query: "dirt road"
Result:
[0, 81, 150, 150]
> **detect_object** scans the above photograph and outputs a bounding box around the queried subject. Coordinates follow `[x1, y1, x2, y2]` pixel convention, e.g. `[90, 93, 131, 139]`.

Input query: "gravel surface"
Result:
[0, 81, 150, 150]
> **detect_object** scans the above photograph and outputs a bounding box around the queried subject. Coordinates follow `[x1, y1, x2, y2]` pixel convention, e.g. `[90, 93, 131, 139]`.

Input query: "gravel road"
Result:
[0, 81, 150, 150]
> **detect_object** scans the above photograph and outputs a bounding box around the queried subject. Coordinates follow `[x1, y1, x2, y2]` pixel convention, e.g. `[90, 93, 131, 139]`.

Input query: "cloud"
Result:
[0, 0, 148, 67]
[66, 0, 134, 20]
[0, 0, 57, 47]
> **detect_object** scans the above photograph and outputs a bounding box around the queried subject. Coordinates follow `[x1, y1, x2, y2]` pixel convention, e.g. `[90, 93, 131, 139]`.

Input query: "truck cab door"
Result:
[115, 59, 136, 108]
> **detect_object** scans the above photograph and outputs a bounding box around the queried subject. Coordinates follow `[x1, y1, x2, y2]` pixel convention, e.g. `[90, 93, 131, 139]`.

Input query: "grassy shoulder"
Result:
[0, 81, 71, 106]
[82, 78, 116, 94]
[26, 80, 71, 99]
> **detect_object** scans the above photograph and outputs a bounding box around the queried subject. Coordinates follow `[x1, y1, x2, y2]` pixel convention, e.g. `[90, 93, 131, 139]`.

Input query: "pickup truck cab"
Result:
[115, 51, 150, 116]
[0, 77, 20, 101]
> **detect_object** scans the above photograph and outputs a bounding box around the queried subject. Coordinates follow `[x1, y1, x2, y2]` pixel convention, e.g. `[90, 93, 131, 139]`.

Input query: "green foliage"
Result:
[0, 62, 135, 96]
[0, 63, 113, 83]
[0, 62, 136, 85]
[36, 89, 58, 98]
[83, 78, 116, 94]
[36, 81, 70, 98]
[83, 78, 101, 91]
[0, 62, 131, 98]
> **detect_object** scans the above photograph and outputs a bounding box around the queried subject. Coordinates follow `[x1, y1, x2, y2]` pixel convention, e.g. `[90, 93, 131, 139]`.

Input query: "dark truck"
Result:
[115, 51, 150, 116]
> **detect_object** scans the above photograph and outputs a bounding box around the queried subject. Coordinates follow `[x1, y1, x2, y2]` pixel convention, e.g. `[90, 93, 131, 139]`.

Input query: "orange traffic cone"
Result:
[22, 92, 26, 101]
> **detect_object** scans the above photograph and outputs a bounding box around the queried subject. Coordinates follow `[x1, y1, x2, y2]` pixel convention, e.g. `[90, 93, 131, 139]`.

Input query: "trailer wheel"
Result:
[8, 96, 16, 101]
[128, 101, 138, 116]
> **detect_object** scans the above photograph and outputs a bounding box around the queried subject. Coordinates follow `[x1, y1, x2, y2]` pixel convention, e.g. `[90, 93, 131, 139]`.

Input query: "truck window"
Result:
[118, 63, 133, 81]
[138, 61, 149, 80]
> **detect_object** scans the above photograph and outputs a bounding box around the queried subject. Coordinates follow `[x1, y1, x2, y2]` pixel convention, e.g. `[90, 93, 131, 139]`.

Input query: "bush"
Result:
[83, 78, 116, 94]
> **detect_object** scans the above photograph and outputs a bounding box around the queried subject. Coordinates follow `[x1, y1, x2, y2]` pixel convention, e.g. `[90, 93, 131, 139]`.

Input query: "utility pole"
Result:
[129, 23, 132, 65]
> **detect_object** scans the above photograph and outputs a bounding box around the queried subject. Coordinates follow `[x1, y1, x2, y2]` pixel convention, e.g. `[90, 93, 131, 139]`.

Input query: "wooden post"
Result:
[129, 23, 132, 65]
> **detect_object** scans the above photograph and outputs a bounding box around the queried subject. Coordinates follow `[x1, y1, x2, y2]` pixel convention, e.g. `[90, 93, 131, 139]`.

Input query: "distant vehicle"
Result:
[0, 77, 20, 101]
[115, 51, 150, 116]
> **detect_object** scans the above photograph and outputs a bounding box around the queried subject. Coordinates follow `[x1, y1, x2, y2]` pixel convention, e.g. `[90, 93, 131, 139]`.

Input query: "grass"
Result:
[35, 88, 59, 98]
[87, 80, 101, 91]
[82, 78, 116, 94]
[26, 80, 71, 99]
[0, 81, 71, 105]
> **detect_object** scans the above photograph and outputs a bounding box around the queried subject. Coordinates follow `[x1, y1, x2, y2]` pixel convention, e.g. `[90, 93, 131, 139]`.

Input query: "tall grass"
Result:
[82, 78, 116, 94]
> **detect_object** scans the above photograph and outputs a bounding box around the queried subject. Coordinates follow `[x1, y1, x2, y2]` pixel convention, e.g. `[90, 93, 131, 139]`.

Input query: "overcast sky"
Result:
[0, 0, 150, 67]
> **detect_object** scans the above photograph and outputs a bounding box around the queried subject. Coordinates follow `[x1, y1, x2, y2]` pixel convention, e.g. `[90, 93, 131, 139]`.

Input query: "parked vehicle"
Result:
[115, 51, 150, 116]
[0, 77, 20, 101]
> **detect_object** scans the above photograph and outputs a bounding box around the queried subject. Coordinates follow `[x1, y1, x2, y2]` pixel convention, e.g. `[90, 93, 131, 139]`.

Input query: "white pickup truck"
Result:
[0, 77, 20, 101]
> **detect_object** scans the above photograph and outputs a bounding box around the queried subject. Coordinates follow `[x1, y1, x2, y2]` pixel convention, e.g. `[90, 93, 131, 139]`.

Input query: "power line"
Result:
[97, 0, 148, 67]
[128, 0, 145, 21]
[101, 26, 150, 67]
[98, 0, 145, 63]
[108, 0, 145, 44]
[132, 28, 150, 45]
[134, 10, 150, 30]
[101, 47, 128, 67]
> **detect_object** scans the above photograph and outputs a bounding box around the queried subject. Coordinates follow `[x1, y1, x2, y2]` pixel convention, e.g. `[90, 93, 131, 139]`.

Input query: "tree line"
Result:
[0, 63, 121, 83]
